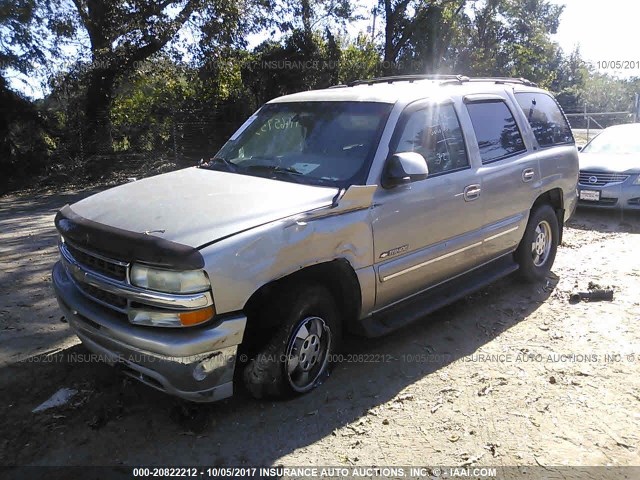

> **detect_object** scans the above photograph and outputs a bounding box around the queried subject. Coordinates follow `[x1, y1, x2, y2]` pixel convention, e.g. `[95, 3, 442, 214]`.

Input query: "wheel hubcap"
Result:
[531, 220, 552, 267]
[285, 316, 331, 392]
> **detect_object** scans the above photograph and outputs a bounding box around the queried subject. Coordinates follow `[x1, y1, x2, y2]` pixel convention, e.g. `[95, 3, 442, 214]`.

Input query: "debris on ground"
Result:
[460, 452, 485, 466]
[32, 388, 78, 413]
[569, 282, 614, 303]
[169, 403, 211, 434]
[478, 384, 493, 396]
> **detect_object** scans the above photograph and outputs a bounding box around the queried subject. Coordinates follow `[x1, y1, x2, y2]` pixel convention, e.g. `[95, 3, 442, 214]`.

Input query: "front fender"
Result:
[200, 208, 374, 315]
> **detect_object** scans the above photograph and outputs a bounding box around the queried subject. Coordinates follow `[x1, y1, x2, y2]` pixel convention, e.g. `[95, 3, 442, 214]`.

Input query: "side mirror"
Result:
[382, 152, 429, 189]
[577, 145, 583, 152]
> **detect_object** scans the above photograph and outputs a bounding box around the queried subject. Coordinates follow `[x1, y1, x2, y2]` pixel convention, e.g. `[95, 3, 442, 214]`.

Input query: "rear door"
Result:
[371, 100, 486, 308]
[462, 94, 539, 259]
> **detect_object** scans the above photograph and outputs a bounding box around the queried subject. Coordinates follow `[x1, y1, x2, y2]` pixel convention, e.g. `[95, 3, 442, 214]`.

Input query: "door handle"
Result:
[463, 184, 481, 201]
[522, 168, 535, 182]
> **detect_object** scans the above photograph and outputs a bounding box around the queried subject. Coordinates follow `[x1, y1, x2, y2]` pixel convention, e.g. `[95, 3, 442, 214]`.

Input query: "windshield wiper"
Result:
[244, 164, 304, 180]
[200, 156, 240, 173]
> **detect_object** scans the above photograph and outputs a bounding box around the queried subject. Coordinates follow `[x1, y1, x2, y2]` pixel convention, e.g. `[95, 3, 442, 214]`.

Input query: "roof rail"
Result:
[346, 74, 470, 87]
[340, 74, 537, 88]
[467, 77, 538, 87]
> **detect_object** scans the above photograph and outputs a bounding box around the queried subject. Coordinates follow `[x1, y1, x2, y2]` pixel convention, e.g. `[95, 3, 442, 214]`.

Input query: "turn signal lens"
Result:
[179, 306, 215, 326]
[128, 305, 215, 327]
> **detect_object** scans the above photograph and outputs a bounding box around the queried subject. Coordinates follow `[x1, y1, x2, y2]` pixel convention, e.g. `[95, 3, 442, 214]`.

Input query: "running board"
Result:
[355, 256, 519, 337]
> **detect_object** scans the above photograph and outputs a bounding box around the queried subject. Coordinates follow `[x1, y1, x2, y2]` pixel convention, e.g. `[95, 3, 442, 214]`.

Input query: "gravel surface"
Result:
[1, 189, 639, 469]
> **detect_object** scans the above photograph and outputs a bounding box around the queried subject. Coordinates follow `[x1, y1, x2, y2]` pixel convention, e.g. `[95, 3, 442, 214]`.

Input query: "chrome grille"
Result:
[64, 241, 128, 281]
[579, 171, 630, 186]
[76, 282, 128, 312]
[60, 241, 130, 315]
[59, 241, 213, 318]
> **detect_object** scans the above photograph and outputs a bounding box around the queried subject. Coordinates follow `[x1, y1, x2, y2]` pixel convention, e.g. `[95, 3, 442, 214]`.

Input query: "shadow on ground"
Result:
[0, 272, 555, 469]
[0, 189, 103, 364]
[568, 207, 640, 234]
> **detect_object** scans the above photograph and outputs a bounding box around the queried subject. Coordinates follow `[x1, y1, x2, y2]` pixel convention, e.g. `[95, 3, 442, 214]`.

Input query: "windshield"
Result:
[582, 127, 640, 154]
[205, 101, 393, 187]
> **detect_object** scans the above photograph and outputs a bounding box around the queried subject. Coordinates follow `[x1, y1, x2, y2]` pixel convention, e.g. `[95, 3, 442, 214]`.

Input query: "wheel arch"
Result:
[532, 187, 565, 244]
[243, 258, 362, 334]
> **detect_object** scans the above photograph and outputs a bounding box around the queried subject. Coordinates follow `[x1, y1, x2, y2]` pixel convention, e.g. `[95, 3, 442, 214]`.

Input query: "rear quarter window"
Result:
[515, 92, 574, 147]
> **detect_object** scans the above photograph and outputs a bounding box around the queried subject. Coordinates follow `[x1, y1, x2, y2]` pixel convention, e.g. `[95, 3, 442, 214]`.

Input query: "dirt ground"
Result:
[0, 188, 639, 472]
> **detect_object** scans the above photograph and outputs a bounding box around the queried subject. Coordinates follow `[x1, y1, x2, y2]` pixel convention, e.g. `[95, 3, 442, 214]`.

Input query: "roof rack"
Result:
[339, 74, 537, 88]
[467, 77, 538, 87]
[346, 74, 470, 87]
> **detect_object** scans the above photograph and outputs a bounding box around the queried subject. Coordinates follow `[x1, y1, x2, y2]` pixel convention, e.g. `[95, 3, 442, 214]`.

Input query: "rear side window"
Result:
[515, 92, 574, 147]
[466, 101, 526, 163]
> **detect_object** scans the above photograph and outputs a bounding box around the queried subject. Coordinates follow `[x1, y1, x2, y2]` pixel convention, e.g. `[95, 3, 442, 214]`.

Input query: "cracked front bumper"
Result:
[52, 261, 246, 402]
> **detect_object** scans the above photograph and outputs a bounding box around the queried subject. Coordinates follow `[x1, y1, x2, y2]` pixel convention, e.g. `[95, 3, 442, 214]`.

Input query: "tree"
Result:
[448, 0, 508, 75]
[552, 46, 590, 112]
[242, 29, 344, 105]
[337, 34, 381, 83]
[497, 0, 564, 86]
[272, 0, 355, 37]
[0, 0, 53, 190]
[380, 0, 467, 75]
[447, 0, 564, 86]
[62, 0, 256, 155]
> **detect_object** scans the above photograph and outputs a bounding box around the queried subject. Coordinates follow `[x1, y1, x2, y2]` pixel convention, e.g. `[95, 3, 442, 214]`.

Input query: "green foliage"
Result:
[0, 77, 50, 193]
[241, 29, 343, 104]
[447, 0, 564, 87]
[337, 35, 381, 83]
[3, 0, 640, 194]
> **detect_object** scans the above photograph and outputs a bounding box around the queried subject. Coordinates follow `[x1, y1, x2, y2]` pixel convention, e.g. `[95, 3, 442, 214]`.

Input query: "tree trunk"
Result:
[383, 0, 396, 76]
[84, 66, 118, 157]
[300, 0, 312, 37]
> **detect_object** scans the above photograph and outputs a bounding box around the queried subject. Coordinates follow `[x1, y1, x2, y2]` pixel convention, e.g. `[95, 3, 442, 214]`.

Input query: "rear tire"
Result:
[515, 204, 559, 282]
[243, 283, 341, 399]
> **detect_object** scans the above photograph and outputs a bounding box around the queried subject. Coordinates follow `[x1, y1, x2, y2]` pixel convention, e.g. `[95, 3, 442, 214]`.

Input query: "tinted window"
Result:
[466, 101, 526, 163]
[393, 103, 469, 175]
[515, 92, 574, 147]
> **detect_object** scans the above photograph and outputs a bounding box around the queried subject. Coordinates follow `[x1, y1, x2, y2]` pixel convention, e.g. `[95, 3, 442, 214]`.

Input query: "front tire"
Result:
[515, 204, 559, 282]
[243, 283, 340, 399]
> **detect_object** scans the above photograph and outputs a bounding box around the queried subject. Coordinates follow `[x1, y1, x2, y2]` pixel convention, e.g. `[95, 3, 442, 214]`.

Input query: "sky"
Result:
[9, 0, 640, 98]
[343, 0, 639, 78]
[550, 0, 639, 78]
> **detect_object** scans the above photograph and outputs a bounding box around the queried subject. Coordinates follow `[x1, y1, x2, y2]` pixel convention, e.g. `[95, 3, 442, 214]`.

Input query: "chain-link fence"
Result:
[562, 95, 640, 143]
[45, 105, 249, 185]
[33, 93, 640, 188]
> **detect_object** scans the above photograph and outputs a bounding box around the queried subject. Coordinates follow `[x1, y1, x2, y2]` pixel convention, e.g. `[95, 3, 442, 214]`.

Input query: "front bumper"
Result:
[52, 261, 246, 402]
[577, 181, 640, 210]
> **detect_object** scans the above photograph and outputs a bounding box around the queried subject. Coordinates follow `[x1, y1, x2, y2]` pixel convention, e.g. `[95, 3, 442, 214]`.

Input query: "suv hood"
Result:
[70, 167, 338, 248]
[579, 153, 640, 173]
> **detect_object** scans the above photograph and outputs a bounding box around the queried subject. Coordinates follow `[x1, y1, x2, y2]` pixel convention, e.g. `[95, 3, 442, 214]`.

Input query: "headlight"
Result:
[130, 264, 210, 294]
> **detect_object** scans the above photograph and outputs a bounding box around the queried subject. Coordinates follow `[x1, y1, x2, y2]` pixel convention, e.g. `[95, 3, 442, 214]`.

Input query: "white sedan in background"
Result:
[578, 123, 640, 210]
